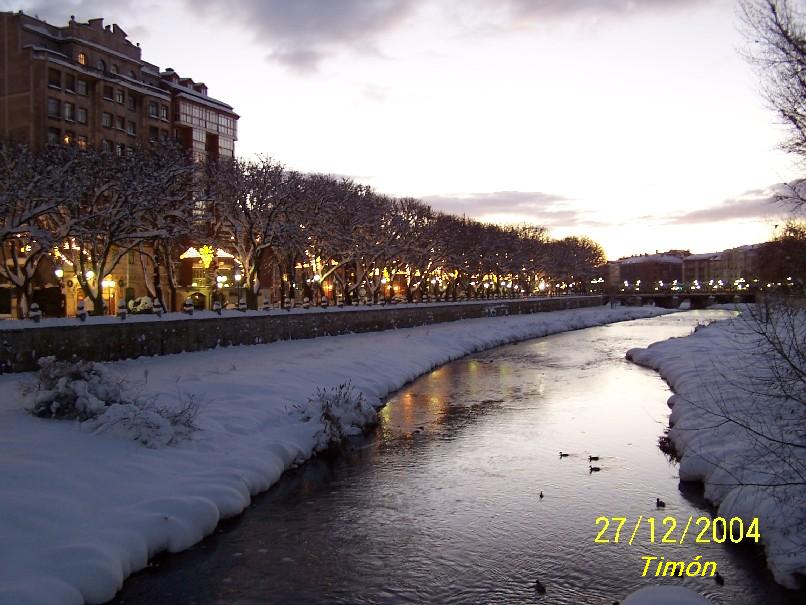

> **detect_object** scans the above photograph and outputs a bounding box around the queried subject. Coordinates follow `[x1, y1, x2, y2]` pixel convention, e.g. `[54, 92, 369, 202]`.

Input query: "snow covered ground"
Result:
[628, 305, 806, 589]
[623, 585, 713, 604]
[0, 305, 669, 605]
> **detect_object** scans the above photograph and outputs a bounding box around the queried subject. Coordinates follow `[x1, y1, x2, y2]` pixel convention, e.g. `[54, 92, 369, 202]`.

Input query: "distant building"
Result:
[720, 244, 762, 284]
[0, 11, 238, 159]
[614, 252, 685, 289]
[682, 252, 720, 285]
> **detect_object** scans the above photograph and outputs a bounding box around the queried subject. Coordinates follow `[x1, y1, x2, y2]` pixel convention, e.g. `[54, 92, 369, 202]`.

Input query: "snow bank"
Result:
[0, 305, 669, 605]
[623, 586, 713, 604]
[627, 307, 806, 588]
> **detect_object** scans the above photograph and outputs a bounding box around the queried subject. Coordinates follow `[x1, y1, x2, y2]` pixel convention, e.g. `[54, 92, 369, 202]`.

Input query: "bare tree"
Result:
[740, 0, 806, 211]
[0, 143, 74, 317]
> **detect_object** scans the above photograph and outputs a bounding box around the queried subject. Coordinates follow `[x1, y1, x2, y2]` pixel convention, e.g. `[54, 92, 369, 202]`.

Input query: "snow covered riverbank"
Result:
[0, 305, 670, 605]
[627, 305, 806, 589]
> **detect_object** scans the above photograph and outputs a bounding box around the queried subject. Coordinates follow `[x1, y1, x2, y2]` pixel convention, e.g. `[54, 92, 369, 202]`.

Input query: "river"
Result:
[111, 310, 804, 605]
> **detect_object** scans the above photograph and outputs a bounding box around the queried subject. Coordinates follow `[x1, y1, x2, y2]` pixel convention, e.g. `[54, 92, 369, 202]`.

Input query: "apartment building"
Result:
[0, 11, 238, 159]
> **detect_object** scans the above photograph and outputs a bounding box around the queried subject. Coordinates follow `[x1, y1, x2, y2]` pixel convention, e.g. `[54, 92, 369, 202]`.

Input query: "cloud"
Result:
[497, 0, 714, 21]
[2, 0, 142, 24]
[190, 0, 417, 72]
[665, 186, 790, 225]
[186, 0, 714, 72]
[422, 190, 604, 227]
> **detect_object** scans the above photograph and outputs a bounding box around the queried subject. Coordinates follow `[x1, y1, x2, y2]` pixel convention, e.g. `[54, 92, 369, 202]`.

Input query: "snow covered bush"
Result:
[24, 357, 200, 447]
[295, 381, 378, 454]
[128, 296, 154, 314]
[83, 396, 200, 448]
[25, 357, 126, 420]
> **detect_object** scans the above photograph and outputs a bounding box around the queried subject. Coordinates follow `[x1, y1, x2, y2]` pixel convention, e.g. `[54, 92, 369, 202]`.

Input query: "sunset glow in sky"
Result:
[7, 0, 801, 259]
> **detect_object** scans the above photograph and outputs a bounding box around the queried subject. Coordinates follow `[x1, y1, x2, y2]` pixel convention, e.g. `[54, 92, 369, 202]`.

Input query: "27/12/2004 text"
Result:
[593, 516, 761, 546]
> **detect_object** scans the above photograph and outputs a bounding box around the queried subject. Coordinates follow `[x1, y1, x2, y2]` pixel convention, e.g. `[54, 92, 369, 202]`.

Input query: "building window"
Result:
[63, 131, 75, 145]
[47, 127, 60, 145]
[76, 79, 88, 96]
[126, 95, 136, 111]
[127, 121, 136, 135]
[111, 64, 119, 74]
[101, 139, 113, 153]
[47, 97, 60, 118]
[161, 129, 169, 140]
[96, 59, 106, 72]
[48, 68, 61, 88]
[63, 102, 75, 122]
[160, 105, 168, 120]
[148, 101, 159, 118]
[115, 143, 124, 156]
[101, 112, 112, 128]
[219, 136, 234, 159]
[103, 86, 113, 100]
[149, 126, 159, 141]
[115, 89, 124, 104]
[65, 74, 75, 92]
[77, 135, 88, 150]
[77, 52, 86, 65]
[77, 107, 88, 124]
[116, 116, 125, 130]
[130, 70, 137, 79]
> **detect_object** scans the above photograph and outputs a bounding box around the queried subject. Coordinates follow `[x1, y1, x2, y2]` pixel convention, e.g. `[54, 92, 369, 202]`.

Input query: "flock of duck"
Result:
[556, 451, 667, 505]
[531, 452, 725, 597]
[558, 450, 604, 472]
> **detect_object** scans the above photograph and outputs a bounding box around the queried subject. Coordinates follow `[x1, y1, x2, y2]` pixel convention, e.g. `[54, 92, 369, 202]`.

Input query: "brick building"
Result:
[0, 11, 238, 156]
[0, 12, 241, 317]
[614, 252, 685, 290]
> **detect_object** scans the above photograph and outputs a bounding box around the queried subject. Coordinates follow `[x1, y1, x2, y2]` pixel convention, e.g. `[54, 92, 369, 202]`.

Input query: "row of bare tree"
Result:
[0, 141, 606, 317]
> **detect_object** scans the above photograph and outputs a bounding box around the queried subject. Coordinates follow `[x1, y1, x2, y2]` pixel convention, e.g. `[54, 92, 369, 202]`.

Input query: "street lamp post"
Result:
[101, 277, 115, 316]
[215, 274, 227, 308]
[234, 271, 243, 309]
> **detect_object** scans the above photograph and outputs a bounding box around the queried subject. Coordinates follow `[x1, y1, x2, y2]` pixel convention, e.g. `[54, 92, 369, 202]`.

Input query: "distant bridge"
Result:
[615, 292, 756, 309]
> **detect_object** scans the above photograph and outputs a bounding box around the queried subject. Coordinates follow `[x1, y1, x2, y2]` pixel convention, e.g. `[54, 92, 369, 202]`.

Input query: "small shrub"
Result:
[24, 357, 126, 420]
[85, 395, 200, 448]
[295, 380, 377, 454]
[24, 357, 200, 447]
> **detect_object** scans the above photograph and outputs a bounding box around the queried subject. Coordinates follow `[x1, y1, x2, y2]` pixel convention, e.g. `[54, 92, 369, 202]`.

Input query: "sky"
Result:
[6, 0, 802, 259]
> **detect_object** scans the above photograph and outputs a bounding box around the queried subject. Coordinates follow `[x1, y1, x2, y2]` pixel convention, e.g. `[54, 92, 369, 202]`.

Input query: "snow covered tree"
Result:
[298, 175, 377, 302]
[53, 146, 183, 315]
[208, 157, 303, 309]
[0, 142, 58, 318]
[545, 236, 606, 291]
[133, 142, 195, 311]
[0, 142, 75, 317]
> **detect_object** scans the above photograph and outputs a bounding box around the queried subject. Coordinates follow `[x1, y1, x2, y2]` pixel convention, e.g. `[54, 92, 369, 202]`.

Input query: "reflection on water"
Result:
[112, 311, 805, 605]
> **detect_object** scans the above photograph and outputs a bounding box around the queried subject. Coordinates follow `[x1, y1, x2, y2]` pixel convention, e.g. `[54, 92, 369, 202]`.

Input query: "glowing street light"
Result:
[85, 270, 95, 280]
[54, 267, 64, 279]
[101, 277, 115, 315]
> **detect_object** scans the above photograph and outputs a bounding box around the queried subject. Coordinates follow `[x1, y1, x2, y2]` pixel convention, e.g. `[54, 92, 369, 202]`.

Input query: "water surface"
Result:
[113, 310, 804, 604]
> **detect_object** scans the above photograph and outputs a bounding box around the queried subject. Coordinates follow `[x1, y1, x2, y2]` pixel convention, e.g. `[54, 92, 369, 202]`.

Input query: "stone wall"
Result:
[0, 296, 607, 373]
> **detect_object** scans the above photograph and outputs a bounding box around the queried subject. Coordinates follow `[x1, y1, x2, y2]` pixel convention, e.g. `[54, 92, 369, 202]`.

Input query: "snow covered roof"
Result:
[684, 252, 720, 261]
[618, 254, 683, 265]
